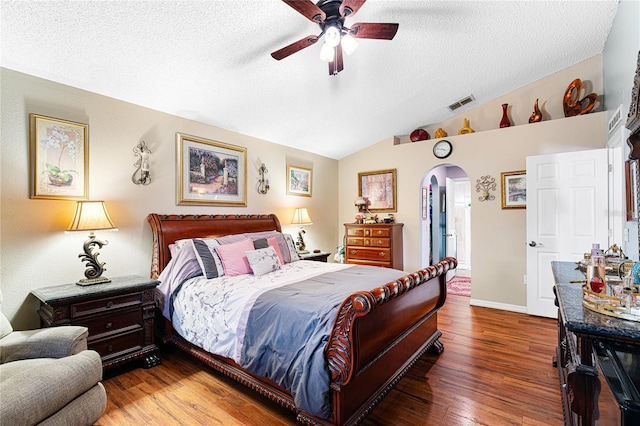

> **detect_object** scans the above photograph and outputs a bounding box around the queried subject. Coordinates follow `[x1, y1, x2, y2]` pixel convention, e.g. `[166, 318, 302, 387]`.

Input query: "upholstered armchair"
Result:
[0, 298, 107, 426]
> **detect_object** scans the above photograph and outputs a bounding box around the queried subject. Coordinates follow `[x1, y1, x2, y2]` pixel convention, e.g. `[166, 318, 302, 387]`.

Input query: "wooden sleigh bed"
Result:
[147, 213, 456, 426]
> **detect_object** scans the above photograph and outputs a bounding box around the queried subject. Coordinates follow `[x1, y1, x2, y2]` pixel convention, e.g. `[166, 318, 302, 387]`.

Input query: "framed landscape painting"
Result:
[29, 114, 89, 200]
[287, 164, 312, 197]
[358, 168, 397, 212]
[501, 170, 526, 209]
[176, 133, 247, 206]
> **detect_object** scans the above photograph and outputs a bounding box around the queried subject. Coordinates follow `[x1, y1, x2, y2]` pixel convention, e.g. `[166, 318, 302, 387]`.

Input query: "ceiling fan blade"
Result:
[271, 35, 319, 60]
[282, 0, 326, 22]
[328, 46, 344, 75]
[340, 0, 366, 17]
[350, 22, 399, 40]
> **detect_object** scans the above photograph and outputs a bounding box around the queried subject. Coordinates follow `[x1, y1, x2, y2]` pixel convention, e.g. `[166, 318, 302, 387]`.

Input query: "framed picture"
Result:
[286, 165, 312, 197]
[626, 160, 638, 221]
[176, 133, 247, 206]
[358, 168, 397, 212]
[29, 114, 89, 200]
[501, 170, 526, 209]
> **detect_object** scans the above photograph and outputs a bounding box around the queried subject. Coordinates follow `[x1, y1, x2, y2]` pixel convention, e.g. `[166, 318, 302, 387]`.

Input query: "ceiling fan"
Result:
[271, 0, 399, 75]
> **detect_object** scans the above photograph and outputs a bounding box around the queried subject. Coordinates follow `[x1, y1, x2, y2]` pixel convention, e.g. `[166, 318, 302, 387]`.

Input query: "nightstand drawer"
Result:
[71, 292, 143, 318]
[90, 328, 144, 360]
[365, 238, 390, 248]
[80, 308, 142, 338]
[347, 247, 390, 262]
[364, 228, 390, 238]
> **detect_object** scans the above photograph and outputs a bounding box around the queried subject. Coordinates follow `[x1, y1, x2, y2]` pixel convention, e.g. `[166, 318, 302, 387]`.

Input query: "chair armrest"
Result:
[0, 326, 88, 363]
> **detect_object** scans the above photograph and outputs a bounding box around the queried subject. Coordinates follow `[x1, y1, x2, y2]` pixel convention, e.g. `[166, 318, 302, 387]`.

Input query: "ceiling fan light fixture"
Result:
[341, 32, 358, 55]
[319, 43, 335, 62]
[325, 25, 341, 47]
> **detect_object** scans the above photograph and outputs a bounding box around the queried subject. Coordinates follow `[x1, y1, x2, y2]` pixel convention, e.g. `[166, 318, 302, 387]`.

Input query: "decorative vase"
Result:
[529, 98, 542, 123]
[499, 103, 511, 128]
[410, 128, 429, 142]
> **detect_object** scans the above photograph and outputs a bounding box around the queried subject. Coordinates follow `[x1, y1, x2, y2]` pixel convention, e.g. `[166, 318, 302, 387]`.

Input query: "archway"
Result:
[420, 164, 471, 282]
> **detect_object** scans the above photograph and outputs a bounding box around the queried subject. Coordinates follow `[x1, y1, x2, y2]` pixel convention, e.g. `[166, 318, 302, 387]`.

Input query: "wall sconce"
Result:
[475, 175, 496, 201]
[132, 141, 151, 185]
[257, 163, 270, 194]
[66, 201, 118, 286]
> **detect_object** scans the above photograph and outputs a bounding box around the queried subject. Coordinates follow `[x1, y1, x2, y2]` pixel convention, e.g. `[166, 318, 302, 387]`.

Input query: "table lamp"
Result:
[291, 207, 312, 253]
[66, 201, 117, 286]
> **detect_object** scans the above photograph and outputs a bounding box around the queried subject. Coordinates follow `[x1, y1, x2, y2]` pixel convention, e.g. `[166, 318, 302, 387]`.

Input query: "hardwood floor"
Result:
[97, 295, 565, 425]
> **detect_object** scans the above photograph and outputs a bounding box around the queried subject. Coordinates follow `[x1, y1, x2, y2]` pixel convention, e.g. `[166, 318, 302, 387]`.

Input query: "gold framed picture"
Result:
[358, 168, 397, 212]
[286, 164, 312, 197]
[29, 114, 89, 200]
[176, 133, 247, 206]
[501, 170, 526, 209]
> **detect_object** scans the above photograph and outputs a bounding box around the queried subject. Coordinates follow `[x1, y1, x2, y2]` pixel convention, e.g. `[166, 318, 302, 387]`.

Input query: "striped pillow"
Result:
[191, 238, 225, 279]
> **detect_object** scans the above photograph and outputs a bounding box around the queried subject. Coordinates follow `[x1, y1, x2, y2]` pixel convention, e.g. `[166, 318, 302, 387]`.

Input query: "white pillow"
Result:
[283, 233, 301, 262]
[246, 247, 282, 276]
[0, 289, 13, 339]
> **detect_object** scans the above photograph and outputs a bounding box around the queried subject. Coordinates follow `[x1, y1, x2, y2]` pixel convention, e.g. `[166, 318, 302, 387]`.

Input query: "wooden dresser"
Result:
[344, 223, 403, 270]
[32, 275, 161, 371]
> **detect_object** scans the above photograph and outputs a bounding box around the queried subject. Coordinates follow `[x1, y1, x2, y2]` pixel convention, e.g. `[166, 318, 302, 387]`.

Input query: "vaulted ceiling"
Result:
[0, 1, 619, 159]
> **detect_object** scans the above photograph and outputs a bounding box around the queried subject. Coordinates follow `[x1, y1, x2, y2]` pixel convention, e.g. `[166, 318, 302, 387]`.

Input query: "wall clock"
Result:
[433, 140, 452, 159]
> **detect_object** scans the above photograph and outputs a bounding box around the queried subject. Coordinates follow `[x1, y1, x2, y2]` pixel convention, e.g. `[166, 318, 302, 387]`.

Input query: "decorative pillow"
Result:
[191, 238, 225, 279]
[218, 231, 291, 264]
[0, 289, 13, 339]
[246, 247, 282, 276]
[174, 238, 193, 251]
[214, 238, 254, 276]
[283, 233, 301, 262]
[266, 237, 284, 265]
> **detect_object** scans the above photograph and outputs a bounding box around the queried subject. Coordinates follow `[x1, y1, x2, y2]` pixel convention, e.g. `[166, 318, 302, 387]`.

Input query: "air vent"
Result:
[608, 105, 622, 136]
[448, 95, 475, 111]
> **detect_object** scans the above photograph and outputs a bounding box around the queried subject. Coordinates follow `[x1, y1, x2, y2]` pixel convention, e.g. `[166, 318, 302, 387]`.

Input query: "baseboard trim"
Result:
[469, 298, 527, 314]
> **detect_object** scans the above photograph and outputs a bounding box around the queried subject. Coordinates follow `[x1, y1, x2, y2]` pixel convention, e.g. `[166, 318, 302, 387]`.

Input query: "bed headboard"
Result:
[146, 213, 282, 278]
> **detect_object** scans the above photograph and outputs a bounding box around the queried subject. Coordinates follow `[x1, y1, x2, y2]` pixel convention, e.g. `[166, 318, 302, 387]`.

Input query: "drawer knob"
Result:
[379, 252, 386, 257]
[376, 240, 383, 245]
[106, 301, 114, 308]
[376, 230, 383, 235]
[105, 322, 112, 330]
[350, 250, 357, 255]
[108, 345, 113, 353]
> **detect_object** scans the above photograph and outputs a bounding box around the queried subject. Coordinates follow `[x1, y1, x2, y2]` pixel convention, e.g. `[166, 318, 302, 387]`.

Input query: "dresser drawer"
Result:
[347, 247, 391, 262]
[90, 328, 144, 360]
[79, 308, 142, 338]
[71, 292, 143, 318]
[364, 237, 390, 248]
[346, 237, 364, 246]
[364, 228, 390, 238]
[346, 227, 365, 237]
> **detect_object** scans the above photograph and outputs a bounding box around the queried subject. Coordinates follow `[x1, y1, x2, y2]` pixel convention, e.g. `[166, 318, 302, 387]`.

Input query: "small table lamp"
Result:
[66, 201, 118, 286]
[291, 207, 312, 253]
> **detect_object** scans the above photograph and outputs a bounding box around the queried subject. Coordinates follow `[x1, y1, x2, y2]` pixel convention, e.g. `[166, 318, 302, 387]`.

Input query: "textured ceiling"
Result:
[0, 1, 619, 159]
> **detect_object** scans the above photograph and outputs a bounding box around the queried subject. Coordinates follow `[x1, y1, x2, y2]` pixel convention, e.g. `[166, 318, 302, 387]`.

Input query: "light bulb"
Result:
[319, 43, 334, 62]
[325, 25, 341, 48]
[341, 33, 358, 55]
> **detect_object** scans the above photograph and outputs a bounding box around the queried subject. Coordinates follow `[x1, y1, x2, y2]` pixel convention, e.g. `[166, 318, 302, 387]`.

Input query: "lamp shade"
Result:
[67, 201, 117, 232]
[291, 207, 313, 225]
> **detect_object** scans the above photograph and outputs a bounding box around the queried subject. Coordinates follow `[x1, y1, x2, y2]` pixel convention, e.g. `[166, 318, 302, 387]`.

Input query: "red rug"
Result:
[446, 276, 471, 297]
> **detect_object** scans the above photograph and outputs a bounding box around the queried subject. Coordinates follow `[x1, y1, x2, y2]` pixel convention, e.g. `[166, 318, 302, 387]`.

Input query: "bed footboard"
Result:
[317, 257, 456, 426]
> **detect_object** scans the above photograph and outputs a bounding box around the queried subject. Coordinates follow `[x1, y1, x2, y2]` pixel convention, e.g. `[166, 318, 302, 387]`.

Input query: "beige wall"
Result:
[0, 68, 339, 328]
[338, 55, 607, 311]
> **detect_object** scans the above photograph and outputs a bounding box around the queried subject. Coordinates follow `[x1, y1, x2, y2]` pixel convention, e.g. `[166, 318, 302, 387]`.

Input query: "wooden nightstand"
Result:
[299, 251, 331, 262]
[31, 275, 160, 371]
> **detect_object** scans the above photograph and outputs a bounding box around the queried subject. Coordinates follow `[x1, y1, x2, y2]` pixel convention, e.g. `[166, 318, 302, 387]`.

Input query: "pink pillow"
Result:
[214, 238, 254, 276]
[267, 237, 284, 265]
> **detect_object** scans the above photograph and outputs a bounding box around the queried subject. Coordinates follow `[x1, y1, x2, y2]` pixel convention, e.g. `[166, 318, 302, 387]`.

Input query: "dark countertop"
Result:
[552, 261, 640, 342]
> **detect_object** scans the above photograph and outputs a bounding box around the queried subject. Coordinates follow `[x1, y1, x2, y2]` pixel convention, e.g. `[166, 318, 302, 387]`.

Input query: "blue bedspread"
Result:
[239, 265, 406, 419]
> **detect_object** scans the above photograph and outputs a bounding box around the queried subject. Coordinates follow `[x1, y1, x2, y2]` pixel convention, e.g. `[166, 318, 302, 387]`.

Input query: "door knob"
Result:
[529, 241, 544, 247]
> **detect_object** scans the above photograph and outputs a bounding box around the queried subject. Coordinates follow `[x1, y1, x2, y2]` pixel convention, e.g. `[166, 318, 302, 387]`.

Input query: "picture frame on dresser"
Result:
[286, 164, 312, 197]
[626, 160, 639, 221]
[176, 132, 247, 206]
[29, 114, 89, 200]
[358, 168, 397, 212]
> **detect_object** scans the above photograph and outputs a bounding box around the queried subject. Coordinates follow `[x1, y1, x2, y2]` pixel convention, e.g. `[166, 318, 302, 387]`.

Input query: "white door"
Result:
[446, 177, 471, 271]
[526, 149, 609, 318]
